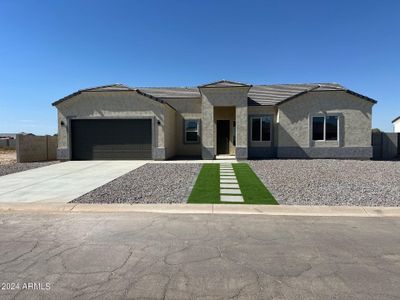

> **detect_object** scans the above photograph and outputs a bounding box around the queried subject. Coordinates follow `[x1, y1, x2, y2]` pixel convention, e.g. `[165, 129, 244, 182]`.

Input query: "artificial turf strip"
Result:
[232, 163, 278, 205]
[187, 164, 220, 203]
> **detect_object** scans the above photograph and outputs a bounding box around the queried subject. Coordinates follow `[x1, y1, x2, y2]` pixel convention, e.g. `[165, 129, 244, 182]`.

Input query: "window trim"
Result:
[184, 119, 200, 144]
[251, 116, 271, 142]
[311, 115, 339, 142]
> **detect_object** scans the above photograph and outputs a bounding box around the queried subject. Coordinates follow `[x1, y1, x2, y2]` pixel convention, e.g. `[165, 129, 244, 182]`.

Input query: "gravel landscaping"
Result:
[249, 160, 400, 206]
[0, 149, 59, 176]
[73, 163, 201, 204]
[0, 161, 59, 177]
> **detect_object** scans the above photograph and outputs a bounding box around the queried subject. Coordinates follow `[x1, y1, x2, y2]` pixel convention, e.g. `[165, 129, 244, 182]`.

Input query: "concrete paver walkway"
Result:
[219, 163, 244, 203]
[0, 161, 147, 203]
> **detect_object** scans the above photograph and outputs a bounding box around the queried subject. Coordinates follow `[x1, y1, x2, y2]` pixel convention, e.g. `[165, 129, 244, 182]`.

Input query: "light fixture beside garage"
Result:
[60, 121, 66, 127]
[157, 119, 161, 125]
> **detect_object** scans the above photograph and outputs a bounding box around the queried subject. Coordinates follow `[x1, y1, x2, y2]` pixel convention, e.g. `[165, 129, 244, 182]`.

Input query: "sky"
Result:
[0, 0, 399, 134]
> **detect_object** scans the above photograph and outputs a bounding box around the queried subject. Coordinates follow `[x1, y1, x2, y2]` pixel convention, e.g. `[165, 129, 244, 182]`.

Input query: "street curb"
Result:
[0, 203, 399, 217]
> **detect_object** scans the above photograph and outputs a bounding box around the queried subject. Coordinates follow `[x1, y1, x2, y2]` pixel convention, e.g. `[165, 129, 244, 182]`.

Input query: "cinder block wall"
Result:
[372, 130, 399, 160]
[0, 139, 16, 149]
[16, 134, 58, 163]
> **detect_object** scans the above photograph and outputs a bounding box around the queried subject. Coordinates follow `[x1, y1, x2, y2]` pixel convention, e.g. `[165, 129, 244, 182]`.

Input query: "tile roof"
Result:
[53, 82, 377, 106]
[139, 87, 200, 98]
[247, 83, 346, 105]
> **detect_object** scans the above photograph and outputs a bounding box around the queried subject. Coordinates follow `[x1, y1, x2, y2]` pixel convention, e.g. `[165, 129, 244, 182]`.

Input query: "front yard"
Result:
[73, 163, 201, 204]
[69, 159, 400, 206]
[250, 159, 400, 207]
[187, 163, 277, 204]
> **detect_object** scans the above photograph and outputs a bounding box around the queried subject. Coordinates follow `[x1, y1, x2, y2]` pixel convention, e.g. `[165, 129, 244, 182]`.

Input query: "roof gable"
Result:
[52, 83, 166, 107]
[82, 84, 135, 92]
[198, 80, 252, 88]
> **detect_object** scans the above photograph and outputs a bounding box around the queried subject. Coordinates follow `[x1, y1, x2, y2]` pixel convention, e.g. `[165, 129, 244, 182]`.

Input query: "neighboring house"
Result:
[393, 116, 400, 133]
[0, 133, 17, 139]
[0, 133, 18, 150]
[52, 80, 377, 160]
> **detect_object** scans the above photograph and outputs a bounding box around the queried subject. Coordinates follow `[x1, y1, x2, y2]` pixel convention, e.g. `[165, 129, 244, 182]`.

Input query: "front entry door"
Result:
[217, 120, 230, 154]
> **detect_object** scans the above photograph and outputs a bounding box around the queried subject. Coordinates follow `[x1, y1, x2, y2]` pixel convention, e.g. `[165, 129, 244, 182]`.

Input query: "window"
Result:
[184, 119, 199, 143]
[312, 117, 324, 141]
[251, 116, 271, 141]
[312, 115, 338, 141]
[326, 116, 338, 140]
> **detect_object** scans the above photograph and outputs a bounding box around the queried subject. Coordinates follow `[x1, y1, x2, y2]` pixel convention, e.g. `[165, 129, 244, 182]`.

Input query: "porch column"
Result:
[235, 105, 248, 159]
[201, 100, 215, 159]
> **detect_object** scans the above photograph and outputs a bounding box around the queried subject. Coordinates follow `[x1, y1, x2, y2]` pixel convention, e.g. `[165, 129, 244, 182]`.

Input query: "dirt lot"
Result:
[0, 149, 58, 177]
[0, 149, 16, 165]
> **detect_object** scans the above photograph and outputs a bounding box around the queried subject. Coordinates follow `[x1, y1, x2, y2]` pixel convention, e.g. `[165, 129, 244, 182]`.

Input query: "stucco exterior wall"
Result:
[55, 91, 167, 160]
[163, 105, 176, 159]
[200, 87, 249, 159]
[277, 91, 374, 158]
[164, 98, 202, 157]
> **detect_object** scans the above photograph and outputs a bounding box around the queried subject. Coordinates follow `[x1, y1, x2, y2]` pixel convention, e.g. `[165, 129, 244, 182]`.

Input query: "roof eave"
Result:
[52, 91, 82, 106]
[275, 87, 377, 106]
[345, 90, 377, 104]
[52, 87, 176, 110]
[392, 116, 400, 123]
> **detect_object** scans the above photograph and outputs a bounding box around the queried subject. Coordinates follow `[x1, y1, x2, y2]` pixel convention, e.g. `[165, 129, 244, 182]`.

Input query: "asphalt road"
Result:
[0, 212, 399, 299]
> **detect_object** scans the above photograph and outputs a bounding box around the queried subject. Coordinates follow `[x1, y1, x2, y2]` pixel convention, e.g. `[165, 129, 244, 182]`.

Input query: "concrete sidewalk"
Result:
[0, 202, 399, 217]
[0, 161, 147, 203]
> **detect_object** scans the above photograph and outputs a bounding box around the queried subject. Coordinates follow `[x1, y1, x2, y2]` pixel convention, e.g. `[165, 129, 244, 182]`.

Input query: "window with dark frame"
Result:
[312, 117, 325, 141]
[326, 116, 338, 140]
[312, 116, 338, 141]
[251, 116, 271, 142]
[184, 119, 199, 143]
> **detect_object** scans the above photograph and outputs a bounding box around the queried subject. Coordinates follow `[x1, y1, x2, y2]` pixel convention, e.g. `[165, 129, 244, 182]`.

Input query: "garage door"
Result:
[71, 119, 152, 160]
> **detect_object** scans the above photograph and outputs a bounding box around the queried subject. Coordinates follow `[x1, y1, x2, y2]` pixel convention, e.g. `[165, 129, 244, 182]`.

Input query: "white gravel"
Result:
[249, 160, 400, 207]
[73, 163, 201, 204]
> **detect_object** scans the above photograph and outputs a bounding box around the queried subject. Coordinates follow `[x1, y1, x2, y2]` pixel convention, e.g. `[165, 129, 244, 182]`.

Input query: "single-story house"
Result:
[52, 80, 377, 160]
[393, 116, 400, 133]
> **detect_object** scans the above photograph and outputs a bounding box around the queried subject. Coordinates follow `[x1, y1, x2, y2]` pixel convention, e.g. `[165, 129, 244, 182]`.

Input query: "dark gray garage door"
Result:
[71, 119, 152, 160]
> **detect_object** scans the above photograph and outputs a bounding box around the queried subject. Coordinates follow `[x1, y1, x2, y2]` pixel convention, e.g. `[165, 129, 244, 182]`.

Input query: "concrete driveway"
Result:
[0, 212, 399, 299]
[0, 161, 147, 203]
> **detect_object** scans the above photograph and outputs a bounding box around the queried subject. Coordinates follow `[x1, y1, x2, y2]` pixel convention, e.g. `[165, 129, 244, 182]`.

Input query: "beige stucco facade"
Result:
[56, 91, 172, 160]
[199, 86, 249, 159]
[276, 91, 374, 158]
[53, 82, 376, 160]
[163, 98, 202, 157]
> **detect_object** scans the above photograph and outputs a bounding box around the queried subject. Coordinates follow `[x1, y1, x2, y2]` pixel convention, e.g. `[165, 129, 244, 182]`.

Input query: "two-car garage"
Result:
[70, 119, 153, 160]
